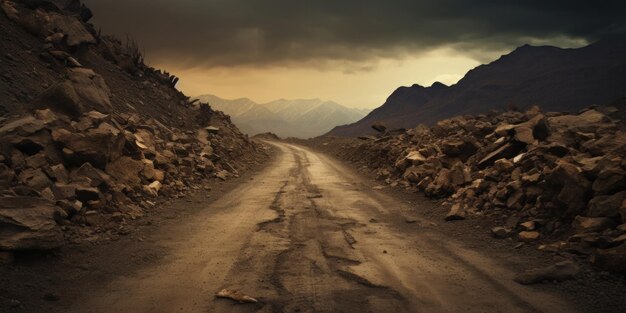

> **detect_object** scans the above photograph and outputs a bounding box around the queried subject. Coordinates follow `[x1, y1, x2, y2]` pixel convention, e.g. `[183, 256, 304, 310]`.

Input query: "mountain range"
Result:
[196, 95, 369, 138]
[327, 37, 626, 136]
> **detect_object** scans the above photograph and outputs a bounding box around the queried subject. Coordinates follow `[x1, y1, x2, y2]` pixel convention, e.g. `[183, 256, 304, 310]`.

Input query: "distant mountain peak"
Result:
[430, 81, 448, 89]
[195, 94, 371, 138]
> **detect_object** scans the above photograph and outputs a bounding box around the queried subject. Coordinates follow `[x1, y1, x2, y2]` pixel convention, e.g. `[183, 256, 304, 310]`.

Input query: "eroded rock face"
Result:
[0, 196, 63, 250]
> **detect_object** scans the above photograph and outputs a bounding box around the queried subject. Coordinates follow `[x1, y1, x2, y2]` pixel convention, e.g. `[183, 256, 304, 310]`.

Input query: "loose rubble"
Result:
[0, 107, 260, 250]
[315, 105, 626, 274]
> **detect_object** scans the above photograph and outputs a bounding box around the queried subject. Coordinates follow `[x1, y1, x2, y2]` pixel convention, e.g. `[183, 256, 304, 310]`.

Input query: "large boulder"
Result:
[72, 162, 113, 188]
[546, 161, 591, 217]
[67, 68, 112, 112]
[582, 132, 626, 157]
[395, 150, 427, 170]
[38, 69, 112, 117]
[0, 196, 63, 250]
[17, 168, 50, 191]
[517, 114, 549, 144]
[548, 110, 609, 133]
[371, 123, 387, 133]
[440, 139, 478, 160]
[592, 167, 626, 195]
[37, 81, 85, 117]
[572, 216, 617, 233]
[51, 123, 125, 168]
[445, 203, 466, 221]
[588, 191, 626, 218]
[105, 156, 145, 187]
[478, 141, 525, 169]
[47, 12, 96, 47]
[0, 115, 45, 136]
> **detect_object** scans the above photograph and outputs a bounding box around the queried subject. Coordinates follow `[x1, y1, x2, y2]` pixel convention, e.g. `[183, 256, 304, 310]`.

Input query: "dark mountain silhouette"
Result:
[327, 37, 626, 136]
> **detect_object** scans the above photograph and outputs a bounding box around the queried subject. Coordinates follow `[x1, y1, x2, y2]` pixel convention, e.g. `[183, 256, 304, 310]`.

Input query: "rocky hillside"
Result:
[328, 38, 626, 136]
[197, 94, 369, 138]
[0, 0, 264, 251]
[310, 105, 626, 274]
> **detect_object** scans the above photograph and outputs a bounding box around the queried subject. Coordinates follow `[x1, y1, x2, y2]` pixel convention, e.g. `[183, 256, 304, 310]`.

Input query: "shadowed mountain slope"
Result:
[328, 38, 626, 136]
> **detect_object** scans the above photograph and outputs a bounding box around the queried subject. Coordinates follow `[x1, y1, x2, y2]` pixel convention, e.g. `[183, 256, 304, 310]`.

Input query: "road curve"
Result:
[71, 142, 577, 313]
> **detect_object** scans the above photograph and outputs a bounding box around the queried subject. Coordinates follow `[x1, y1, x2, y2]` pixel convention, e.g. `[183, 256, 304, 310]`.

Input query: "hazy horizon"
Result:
[194, 92, 374, 111]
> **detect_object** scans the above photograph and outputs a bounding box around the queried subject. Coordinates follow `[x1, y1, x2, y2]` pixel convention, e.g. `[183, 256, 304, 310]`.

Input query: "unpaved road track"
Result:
[71, 142, 577, 313]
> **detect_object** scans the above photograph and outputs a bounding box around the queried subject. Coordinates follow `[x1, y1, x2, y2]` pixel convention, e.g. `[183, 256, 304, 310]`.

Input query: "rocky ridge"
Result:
[0, 0, 264, 254]
[312, 105, 626, 275]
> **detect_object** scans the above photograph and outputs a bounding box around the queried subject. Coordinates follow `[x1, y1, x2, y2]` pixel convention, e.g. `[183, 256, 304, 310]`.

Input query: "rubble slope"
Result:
[0, 0, 264, 251]
[312, 106, 626, 274]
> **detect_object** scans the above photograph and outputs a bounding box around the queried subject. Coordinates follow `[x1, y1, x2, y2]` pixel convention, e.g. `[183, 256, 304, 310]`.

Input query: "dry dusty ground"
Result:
[1, 141, 625, 312]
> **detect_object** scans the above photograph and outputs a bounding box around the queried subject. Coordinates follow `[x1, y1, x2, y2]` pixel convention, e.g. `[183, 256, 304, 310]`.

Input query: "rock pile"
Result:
[0, 0, 264, 252]
[328, 106, 626, 273]
[0, 106, 260, 250]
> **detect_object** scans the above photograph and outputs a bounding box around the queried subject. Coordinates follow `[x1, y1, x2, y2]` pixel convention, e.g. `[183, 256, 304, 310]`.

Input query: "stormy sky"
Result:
[83, 0, 626, 108]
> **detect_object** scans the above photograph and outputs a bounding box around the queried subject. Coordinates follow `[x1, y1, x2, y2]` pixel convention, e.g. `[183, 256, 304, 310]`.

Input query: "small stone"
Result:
[572, 216, 616, 233]
[205, 126, 220, 134]
[519, 221, 537, 231]
[215, 289, 257, 303]
[372, 123, 387, 133]
[215, 170, 229, 181]
[518, 231, 540, 242]
[445, 204, 466, 221]
[491, 226, 512, 239]
[84, 210, 102, 226]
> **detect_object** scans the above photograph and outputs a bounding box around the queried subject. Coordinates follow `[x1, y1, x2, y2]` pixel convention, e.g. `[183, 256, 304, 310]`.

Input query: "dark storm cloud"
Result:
[83, 0, 626, 68]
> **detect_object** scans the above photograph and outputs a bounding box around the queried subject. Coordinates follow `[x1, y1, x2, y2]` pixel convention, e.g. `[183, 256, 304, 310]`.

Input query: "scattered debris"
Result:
[215, 289, 258, 303]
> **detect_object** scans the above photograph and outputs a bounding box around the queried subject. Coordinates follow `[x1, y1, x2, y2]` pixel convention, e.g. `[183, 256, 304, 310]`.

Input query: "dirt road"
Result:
[70, 142, 577, 313]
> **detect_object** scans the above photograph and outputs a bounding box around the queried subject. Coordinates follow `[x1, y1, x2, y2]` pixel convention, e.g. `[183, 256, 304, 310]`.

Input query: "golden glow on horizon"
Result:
[157, 48, 483, 109]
